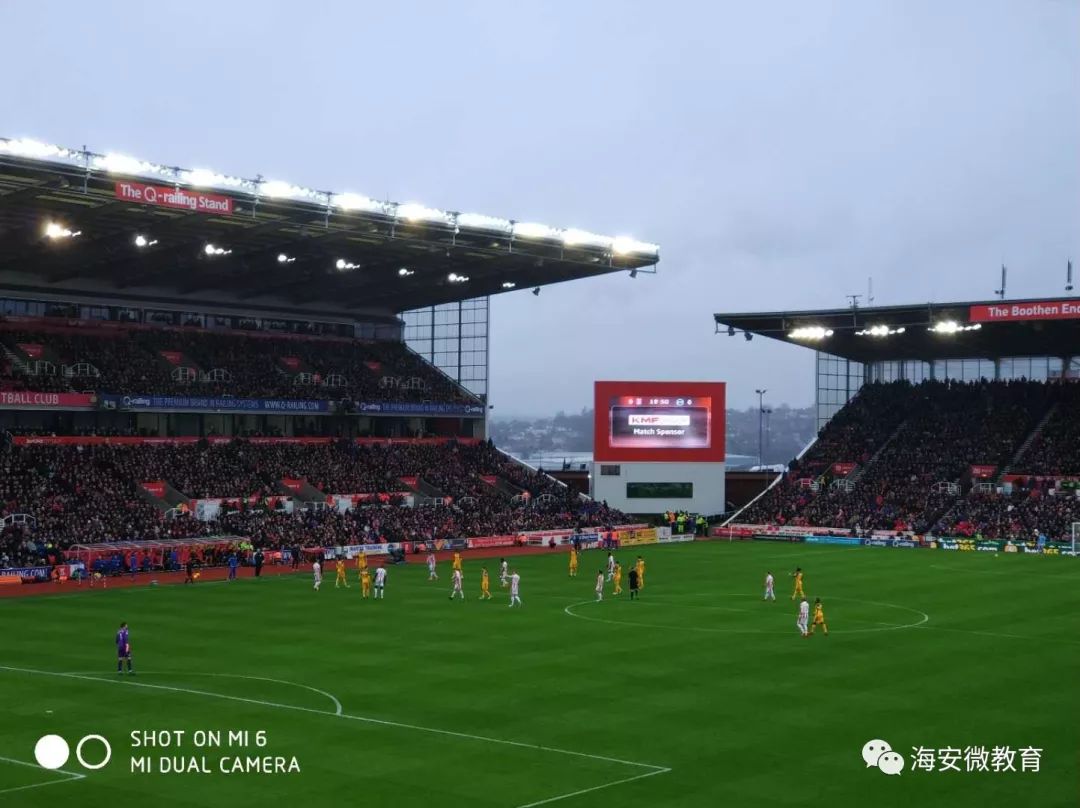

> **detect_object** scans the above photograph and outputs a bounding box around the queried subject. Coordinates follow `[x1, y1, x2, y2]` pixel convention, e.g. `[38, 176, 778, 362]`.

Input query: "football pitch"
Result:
[1, 541, 1077, 808]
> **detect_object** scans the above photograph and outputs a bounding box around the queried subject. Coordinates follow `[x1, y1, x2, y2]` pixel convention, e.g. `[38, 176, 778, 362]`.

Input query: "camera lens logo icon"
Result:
[34, 734, 111, 771]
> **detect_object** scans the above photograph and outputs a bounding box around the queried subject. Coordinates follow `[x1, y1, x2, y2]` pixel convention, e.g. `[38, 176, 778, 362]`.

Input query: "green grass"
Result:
[1, 542, 1078, 807]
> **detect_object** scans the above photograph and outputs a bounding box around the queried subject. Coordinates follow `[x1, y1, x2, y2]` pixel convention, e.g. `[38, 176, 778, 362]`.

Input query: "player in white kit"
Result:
[450, 568, 465, 600]
[508, 570, 522, 607]
[499, 558, 508, 587]
[374, 566, 387, 599]
[797, 597, 810, 636]
[606, 553, 616, 581]
[764, 572, 775, 601]
[427, 553, 438, 581]
[312, 560, 322, 591]
[595, 570, 605, 601]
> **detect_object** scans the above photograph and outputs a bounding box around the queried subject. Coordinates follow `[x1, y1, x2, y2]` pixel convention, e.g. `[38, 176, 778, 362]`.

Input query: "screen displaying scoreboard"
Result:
[594, 381, 726, 463]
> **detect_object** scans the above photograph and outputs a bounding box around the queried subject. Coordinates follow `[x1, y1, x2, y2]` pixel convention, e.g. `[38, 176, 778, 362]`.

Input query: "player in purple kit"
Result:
[116, 621, 134, 675]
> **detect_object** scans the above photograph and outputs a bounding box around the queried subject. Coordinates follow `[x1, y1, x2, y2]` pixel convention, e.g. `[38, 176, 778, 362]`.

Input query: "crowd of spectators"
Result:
[740, 379, 1077, 538]
[0, 439, 626, 567]
[114, 443, 273, 500]
[0, 323, 480, 404]
[1012, 383, 1080, 476]
[934, 481, 1080, 541]
[740, 381, 918, 526]
[0, 443, 209, 566]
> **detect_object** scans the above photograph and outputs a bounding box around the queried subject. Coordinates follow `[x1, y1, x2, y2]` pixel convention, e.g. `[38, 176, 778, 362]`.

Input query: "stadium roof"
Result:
[715, 297, 1080, 363]
[0, 137, 659, 318]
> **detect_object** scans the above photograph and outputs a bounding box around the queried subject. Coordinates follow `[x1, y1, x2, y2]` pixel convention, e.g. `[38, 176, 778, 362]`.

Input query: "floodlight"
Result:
[513, 222, 559, 240]
[788, 326, 833, 340]
[44, 222, 80, 240]
[457, 213, 512, 233]
[612, 236, 660, 256]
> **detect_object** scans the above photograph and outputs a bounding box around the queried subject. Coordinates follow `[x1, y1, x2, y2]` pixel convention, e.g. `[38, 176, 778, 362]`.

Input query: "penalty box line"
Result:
[0, 665, 670, 807]
[0, 754, 85, 797]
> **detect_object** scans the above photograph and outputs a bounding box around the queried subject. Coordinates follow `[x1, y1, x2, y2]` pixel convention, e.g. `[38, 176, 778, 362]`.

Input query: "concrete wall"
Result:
[591, 461, 726, 514]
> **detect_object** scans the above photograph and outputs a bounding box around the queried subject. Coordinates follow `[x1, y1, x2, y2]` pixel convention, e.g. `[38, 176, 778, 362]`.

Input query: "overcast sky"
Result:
[2, 0, 1077, 414]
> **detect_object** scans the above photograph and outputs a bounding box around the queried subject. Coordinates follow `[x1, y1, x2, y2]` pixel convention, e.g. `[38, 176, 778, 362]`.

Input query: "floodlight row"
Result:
[1, 137, 659, 258]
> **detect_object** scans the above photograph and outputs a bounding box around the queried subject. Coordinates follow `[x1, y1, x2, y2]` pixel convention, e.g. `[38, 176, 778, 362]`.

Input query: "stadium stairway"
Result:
[0, 343, 29, 375]
[997, 403, 1059, 480]
[414, 477, 447, 499]
[490, 476, 525, 499]
[495, 446, 582, 498]
[136, 480, 188, 513]
[2, 340, 64, 386]
[280, 478, 330, 506]
[846, 419, 911, 487]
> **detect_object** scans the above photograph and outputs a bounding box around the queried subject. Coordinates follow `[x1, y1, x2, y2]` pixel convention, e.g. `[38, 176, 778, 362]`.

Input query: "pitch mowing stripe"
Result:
[0, 664, 670, 802]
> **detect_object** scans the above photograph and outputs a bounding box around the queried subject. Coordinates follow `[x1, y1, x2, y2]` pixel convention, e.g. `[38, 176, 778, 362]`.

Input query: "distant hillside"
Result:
[490, 406, 815, 465]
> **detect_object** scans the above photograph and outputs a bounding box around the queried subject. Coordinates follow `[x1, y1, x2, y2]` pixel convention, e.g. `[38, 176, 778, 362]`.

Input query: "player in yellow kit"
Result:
[613, 562, 623, 595]
[791, 567, 804, 600]
[452, 552, 463, 573]
[334, 558, 349, 589]
[356, 551, 368, 582]
[809, 597, 828, 635]
[360, 567, 371, 598]
[568, 548, 578, 577]
[635, 556, 645, 590]
[480, 567, 492, 600]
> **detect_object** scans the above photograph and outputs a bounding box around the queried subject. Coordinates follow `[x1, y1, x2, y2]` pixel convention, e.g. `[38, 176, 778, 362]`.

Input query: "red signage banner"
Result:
[969, 300, 1080, 323]
[115, 180, 234, 215]
[467, 536, 517, 549]
[160, 351, 184, 366]
[970, 465, 997, 479]
[17, 343, 44, 359]
[0, 391, 97, 409]
[832, 462, 857, 477]
[1001, 473, 1080, 485]
[281, 478, 304, 493]
[280, 357, 301, 371]
[141, 481, 166, 498]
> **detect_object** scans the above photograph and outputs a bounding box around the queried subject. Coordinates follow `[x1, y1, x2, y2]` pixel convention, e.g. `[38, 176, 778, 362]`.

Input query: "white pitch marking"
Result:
[0, 755, 85, 796]
[0, 666, 669, 799]
[563, 594, 930, 635]
[514, 765, 671, 808]
[62, 671, 343, 716]
[911, 624, 1080, 647]
[929, 563, 1080, 581]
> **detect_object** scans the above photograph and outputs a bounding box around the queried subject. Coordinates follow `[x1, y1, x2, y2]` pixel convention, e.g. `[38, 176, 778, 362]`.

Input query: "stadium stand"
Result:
[739, 379, 1080, 540]
[0, 320, 480, 404]
[1010, 382, 1080, 476]
[0, 438, 628, 567]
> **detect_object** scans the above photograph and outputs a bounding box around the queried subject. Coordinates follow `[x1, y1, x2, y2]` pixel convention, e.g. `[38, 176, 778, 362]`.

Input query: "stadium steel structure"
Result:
[0, 137, 659, 401]
[715, 299, 1080, 431]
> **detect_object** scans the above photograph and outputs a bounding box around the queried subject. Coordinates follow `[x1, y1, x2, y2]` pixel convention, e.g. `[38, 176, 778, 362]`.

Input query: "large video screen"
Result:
[594, 381, 726, 462]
